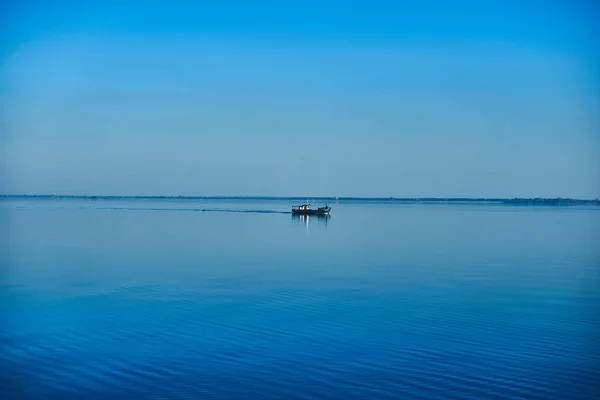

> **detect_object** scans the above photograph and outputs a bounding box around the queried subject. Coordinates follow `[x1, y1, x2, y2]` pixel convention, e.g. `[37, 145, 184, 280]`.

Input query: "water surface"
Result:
[2, 198, 599, 399]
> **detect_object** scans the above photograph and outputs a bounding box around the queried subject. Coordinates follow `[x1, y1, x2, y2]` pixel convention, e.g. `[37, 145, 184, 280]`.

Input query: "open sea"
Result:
[2, 197, 599, 399]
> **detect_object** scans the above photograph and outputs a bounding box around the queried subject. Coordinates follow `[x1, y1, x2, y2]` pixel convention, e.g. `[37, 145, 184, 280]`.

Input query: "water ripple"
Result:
[3, 201, 599, 399]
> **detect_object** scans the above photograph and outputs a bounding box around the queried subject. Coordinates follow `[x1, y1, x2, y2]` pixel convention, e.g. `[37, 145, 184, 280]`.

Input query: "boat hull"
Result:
[292, 208, 331, 216]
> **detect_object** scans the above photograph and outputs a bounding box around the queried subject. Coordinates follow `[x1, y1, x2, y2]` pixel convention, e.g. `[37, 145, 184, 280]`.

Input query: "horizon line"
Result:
[1, 194, 599, 202]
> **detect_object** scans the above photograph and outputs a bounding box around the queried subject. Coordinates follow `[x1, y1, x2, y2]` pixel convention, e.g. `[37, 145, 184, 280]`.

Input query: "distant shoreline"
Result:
[2, 195, 599, 206]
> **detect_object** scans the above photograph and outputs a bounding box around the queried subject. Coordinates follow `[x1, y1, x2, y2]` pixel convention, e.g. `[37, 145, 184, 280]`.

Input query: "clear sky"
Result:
[1, 0, 599, 198]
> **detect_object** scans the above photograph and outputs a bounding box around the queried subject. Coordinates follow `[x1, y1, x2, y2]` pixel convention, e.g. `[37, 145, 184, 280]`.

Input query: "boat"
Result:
[292, 202, 331, 215]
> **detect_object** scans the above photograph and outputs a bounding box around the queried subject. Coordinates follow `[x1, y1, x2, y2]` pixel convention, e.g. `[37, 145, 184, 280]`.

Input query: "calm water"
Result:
[2, 198, 599, 399]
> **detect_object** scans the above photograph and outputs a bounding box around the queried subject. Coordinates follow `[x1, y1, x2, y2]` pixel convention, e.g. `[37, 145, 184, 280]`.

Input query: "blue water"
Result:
[2, 198, 599, 399]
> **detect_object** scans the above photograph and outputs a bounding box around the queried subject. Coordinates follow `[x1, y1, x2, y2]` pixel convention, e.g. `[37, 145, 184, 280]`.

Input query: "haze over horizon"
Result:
[2, 1, 599, 198]
[2, 194, 600, 202]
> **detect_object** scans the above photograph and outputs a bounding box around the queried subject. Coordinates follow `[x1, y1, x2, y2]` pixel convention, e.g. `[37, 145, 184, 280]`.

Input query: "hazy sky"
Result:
[2, 0, 599, 197]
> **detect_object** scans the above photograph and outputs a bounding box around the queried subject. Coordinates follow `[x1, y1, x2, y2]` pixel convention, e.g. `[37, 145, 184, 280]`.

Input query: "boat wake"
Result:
[200, 208, 291, 214]
[98, 207, 291, 214]
[11, 205, 292, 214]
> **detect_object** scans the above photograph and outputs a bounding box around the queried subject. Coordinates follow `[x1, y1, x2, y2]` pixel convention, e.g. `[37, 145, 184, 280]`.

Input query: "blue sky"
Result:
[1, 0, 599, 197]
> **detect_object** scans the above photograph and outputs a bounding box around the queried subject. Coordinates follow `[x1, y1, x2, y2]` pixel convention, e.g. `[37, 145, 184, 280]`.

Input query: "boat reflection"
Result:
[292, 213, 330, 231]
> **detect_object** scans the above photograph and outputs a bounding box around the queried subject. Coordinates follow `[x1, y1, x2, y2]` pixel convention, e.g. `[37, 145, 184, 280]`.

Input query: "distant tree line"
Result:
[1, 195, 599, 206]
[502, 198, 600, 206]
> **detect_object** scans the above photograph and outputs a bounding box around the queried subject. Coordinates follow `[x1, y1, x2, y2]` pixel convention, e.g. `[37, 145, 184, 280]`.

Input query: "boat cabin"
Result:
[292, 203, 311, 211]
